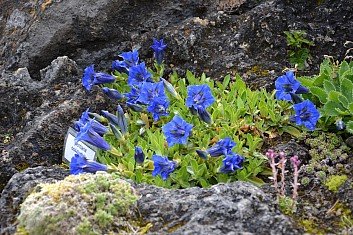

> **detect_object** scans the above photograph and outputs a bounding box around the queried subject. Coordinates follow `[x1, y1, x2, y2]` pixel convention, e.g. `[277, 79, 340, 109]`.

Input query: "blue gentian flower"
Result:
[75, 119, 111, 151]
[291, 100, 320, 131]
[134, 146, 145, 164]
[162, 115, 193, 147]
[151, 155, 177, 180]
[146, 98, 169, 121]
[102, 110, 120, 127]
[275, 70, 308, 101]
[119, 49, 139, 68]
[102, 87, 124, 100]
[219, 152, 245, 174]
[151, 38, 167, 65]
[138, 81, 167, 105]
[111, 60, 129, 74]
[185, 84, 216, 110]
[70, 153, 107, 175]
[82, 64, 115, 92]
[74, 108, 108, 135]
[128, 62, 153, 86]
[207, 137, 236, 157]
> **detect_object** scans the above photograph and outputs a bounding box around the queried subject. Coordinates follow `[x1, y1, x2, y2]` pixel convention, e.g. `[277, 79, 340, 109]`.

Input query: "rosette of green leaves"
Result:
[297, 59, 353, 133]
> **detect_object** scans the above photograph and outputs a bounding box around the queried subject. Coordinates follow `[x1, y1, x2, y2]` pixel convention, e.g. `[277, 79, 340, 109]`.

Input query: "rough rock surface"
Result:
[0, 166, 304, 235]
[0, 166, 70, 235]
[0, 56, 115, 191]
[1, 0, 353, 86]
[137, 180, 304, 235]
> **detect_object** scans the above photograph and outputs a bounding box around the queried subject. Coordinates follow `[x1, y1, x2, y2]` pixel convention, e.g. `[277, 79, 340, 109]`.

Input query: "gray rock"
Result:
[0, 56, 115, 191]
[137, 181, 304, 235]
[0, 166, 70, 235]
[0, 166, 304, 235]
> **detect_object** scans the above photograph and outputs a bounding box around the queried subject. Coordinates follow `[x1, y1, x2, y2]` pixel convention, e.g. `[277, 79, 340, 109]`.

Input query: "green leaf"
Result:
[235, 74, 246, 95]
[243, 175, 266, 187]
[340, 78, 353, 102]
[198, 178, 209, 188]
[222, 74, 231, 89]
[311, 86, 327, 104]
[323, 101, 346, 116]
[339, 61, 350, 78]
[338, 94, 349, 108]
[346, 121, 353, 134]
[297, 76, 314, 88]
[349, 103, 353, 113]
[323, 80, 336, 93]
[327, 90, 341, 103]
[258, 99, 268, 117]
[282, 126, 301, 138]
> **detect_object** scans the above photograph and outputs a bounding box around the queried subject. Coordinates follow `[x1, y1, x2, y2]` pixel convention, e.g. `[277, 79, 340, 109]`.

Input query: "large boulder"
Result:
[0, 166, 304, 235]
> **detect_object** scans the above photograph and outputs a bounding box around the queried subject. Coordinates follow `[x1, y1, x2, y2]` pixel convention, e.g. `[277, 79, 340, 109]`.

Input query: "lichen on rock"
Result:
[15, 172, 142, 235]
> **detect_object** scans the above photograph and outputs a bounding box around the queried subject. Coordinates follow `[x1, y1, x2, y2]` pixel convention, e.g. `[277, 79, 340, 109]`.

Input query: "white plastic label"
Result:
[63, 127, 97, 162]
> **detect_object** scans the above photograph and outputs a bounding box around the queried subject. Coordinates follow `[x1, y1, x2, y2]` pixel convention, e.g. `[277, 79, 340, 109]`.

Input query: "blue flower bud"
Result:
[134, 146, 145, 164]
[102, 87, 123, 100]
[126, 102, 144, 112]
[336, 120, 345, 131]
[197, 107, 212, 124]
[196, 150, 209, 159]
[110, 124, 123, 139]
[117, 105, 128, 134]
[160, 78, 180, 99]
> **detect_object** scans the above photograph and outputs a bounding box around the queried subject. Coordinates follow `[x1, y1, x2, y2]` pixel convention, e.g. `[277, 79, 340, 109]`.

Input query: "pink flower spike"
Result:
[290, 155, 301, 167]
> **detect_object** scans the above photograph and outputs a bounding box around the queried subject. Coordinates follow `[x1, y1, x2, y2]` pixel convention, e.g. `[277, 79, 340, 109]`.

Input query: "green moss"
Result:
[15, 172, 143, 235]
[298, 219, 325, 234]
[325, 174, 348, 192]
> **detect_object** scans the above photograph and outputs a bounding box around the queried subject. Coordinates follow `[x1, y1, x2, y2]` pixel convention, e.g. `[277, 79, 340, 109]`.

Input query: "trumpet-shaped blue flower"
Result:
[151, 38, 167, 65]
[82, 64, 115, 92]
[74, 108, 108, 135]
[102, 87, 123, 100]
[291, 100, 320, 131]
[138, 81, 167, 105]
[207, 137, 236, 157]
[75, 119, 111, 151]
[162, 115, 193, 147]
[185, 84, 216, 110]
[128, 62, 153, 86]
[146, 98, 169, 121]
[134, 146, 145, 164]
[152, 155, 177, 180]
[70, 153, 107, 175]
[219, 152, 245, 174]
[275, 70, 308, 101]
[119, 49, 139, 68]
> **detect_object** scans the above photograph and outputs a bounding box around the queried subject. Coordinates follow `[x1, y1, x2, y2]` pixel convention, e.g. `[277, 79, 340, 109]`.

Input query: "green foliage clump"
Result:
[100, 69, 302, 189]
[297, 58, 353, 134]
[284, 30, 314, 70]
[16, 172, 145, 235]
[324, 174, 348, 192]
